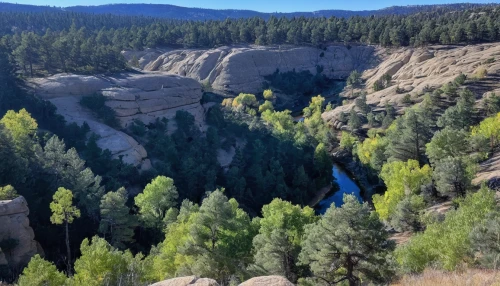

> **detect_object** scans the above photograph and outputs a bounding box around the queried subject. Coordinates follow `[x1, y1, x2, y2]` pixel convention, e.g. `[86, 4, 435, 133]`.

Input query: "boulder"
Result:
[150, 276, 219, 286]
[123, 45, 377, 94]
[239, 276, 295, 286]
[0, 197, 39, 268]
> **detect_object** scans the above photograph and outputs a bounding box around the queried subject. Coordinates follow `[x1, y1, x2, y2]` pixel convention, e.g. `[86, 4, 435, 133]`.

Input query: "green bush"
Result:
[0, 185, 18, 200]
[80, 93, 120, 128]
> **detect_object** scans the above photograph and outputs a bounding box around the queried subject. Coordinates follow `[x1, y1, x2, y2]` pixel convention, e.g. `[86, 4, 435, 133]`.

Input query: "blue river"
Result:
[317, 164, 363, 214]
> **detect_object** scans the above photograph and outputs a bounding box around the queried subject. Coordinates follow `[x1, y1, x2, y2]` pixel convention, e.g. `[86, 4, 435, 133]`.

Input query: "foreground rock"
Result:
[30, 72, 204, 168]
[0, 197, 39, 268]
[149, 276, 295, 286]
[123, 45, 377, 94]
[150, 276, 219, 286]
[239, 276, 295, 286]
[323, 43, 500, 126]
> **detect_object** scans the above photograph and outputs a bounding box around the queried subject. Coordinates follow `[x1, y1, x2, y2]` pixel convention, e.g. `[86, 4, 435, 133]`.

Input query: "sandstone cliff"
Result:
[0, 197, 38, 269]
[30, 72, 204, 168]
[123, 45, 377, 94]
[322, 43, 500, 125]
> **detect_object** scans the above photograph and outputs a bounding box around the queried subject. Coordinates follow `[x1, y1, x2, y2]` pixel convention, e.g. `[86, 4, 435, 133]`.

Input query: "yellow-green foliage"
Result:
[474, 67, 488, 79]
[0, 108, 37, 153]
[71, 236, 146, 286]
[221, 98, 233, 108]
[258, 100, 274, 113]
[303, 96, 330, 143]
[0, 185, 18, 200]
[18, 255, 66, 286]
[261, 109, 295, 137]
[396, 187, 496, 273]
[471, 112, 500, 148]
[150, 205, 197, 281]
[50, 187, 80, 225]
[259, 199, 317, 246]
[232, 93, 258, 114]
[356, 135, 386, 166]
[373, 160, 432, 220]
[339, 131, 357, 151]
[263, 89, 274, 100]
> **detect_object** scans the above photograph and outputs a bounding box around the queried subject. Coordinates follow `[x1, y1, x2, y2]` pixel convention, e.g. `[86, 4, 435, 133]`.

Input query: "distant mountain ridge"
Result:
[0, 2, 498, 20]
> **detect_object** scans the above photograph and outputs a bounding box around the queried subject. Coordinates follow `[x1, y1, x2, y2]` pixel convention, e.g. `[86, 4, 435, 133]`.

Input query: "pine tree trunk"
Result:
[347, 257, 356, 286]
[65, 220, 72, 275]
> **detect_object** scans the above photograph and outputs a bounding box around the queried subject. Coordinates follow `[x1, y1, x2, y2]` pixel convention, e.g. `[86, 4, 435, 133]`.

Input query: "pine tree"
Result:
[99, 187, 138, 249]
[251, 199, 316, 282]
[134, 176, 179, 230]
[348, 108, 362, 131]
[385, 108, 433, 164]
[299, 195, 395, 285]
[50, 187, 81, 275]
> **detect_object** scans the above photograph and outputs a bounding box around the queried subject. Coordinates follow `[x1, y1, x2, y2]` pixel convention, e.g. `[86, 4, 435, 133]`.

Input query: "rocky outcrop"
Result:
[323, 43, 500, 125]
[239, 276, 295, 286]
[150, 276, 294, 286]
[150, 276, 219, 286]
[0, 197, 38, 268]
[30, 72, 204, 168]
[123, 45, 377, 94]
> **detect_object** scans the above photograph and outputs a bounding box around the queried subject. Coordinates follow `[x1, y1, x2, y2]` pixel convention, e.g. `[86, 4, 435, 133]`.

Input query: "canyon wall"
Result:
[30, 73, 204, 168]
[123, 45, 378, 94]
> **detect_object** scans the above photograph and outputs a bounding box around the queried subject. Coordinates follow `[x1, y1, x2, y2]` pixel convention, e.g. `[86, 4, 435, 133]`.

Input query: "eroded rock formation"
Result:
[123, 45, 377, 94]
[322, 43, 500, 126]
[30, 72, 204, 168]
[0, 197, 38, 268]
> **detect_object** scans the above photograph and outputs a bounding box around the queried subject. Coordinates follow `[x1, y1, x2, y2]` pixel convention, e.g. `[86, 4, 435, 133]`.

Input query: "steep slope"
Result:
[124, 45, 377, 94]
[322, 43, 500, 125]
[29, 72, 204, 169]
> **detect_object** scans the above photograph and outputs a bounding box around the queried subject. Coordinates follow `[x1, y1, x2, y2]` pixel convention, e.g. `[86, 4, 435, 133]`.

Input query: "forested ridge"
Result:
[0, 2, 493, 20]
[1, 6, 500, 75]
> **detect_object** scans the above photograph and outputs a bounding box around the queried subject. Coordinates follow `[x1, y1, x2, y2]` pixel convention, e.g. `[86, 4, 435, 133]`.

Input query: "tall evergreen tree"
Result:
[99, 187, 138, 249]
[299, 195, 395, 286]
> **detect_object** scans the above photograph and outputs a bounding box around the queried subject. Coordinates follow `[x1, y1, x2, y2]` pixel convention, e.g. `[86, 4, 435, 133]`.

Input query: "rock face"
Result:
[239, 276, 295, 286]
[123, 45, 377, 94]
[30, 72, 204, 168]
[323, 43, 500, 125]
[0, 197, 38, 268]
[150, 276, 219, 286]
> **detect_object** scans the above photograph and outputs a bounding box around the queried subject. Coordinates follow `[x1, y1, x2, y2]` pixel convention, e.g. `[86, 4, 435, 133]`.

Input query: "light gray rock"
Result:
[30, 72, 205, 168]
[0, 196, 39, 268]
[323, 43, 500, 126]
[239, 276, 295, 286]
[150, 276, 219, 286]
[123, 45, 377, 94]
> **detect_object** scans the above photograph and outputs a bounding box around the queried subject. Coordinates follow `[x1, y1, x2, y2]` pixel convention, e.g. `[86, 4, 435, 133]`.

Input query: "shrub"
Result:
[396, 187, 496, 273]
[0, 185, 18, 200]
[454, 73, 467, 85]
[402, 94, 412, 104]
[483, 58, 495, 64]
[80, 93, 120, 128]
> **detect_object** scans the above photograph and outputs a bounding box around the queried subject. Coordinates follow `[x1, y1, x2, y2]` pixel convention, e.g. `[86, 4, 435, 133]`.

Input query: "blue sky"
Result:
[3, 0, 499, 12]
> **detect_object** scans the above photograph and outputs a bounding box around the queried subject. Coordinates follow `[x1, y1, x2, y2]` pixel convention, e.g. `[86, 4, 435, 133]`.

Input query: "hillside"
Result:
[0, 2, 496, 20]
[3, 3, 500, 285]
